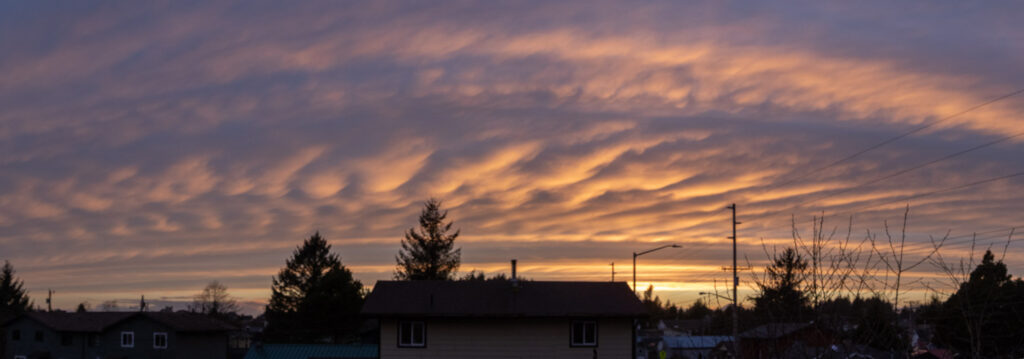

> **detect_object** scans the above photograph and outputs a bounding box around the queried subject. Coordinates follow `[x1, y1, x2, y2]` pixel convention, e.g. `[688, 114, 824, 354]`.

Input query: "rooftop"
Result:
[11, 311, 237, 332]
[362, 280, 646, 318]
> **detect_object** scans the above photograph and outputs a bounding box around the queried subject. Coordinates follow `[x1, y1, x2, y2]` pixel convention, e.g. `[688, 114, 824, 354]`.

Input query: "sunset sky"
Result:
[2, 1, 1023, 314]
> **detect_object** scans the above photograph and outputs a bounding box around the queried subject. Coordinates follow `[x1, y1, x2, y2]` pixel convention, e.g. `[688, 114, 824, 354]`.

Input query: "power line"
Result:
[765, 87, 1024, 191]
[789, 132, 1024, 211]
[741, 131, 1024, 232]
[743, 171, 1024, 237]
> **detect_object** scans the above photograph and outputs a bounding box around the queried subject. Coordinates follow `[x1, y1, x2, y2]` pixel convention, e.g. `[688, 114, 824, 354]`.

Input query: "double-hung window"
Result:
[570, 320, 597, 347]
[121, 331, 134, 348]
[154, 332, 168, 349]
[397, 321, 425, 348]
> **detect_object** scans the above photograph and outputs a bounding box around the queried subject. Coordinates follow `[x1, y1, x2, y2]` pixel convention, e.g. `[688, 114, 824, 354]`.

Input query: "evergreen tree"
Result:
[931, 250, 1024, 357]
[850, 296, 904, 350]
[753, 247, 809, 322]
[685, 299, 713, 320]
[76, 302, 88, 313]
[0, 261, 31, 315]
[265, 232, 364, 343]
[395, 198, 461, 280]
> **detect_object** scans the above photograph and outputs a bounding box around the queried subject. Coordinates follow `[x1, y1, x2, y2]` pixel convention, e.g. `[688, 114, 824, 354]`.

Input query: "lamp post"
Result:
[632, 244, 681, 295]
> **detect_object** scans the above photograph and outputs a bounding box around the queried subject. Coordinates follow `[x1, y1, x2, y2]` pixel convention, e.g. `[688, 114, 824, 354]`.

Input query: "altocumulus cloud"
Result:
[1, 0, 1023, 312]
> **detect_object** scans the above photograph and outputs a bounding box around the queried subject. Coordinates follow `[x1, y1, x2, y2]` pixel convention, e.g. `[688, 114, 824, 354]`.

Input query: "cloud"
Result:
[0, 0, 1022, 313]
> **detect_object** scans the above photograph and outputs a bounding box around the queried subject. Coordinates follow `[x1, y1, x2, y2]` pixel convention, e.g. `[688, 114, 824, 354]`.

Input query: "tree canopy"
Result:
[191, 280, 240, 318]
[265, 232, 364, 343]
[0, 261, 31, 315]
[753, 247, 810, 321]
[395, 198, 461, 280]
[925, 250, 1024, 357]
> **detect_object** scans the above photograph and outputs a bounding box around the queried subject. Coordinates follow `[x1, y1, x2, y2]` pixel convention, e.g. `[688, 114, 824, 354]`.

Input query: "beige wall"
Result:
[380, 317, 634, 359]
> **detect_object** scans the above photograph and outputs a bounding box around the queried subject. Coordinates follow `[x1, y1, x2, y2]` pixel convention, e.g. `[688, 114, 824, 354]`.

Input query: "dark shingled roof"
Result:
[22, 312, 135, 332]
[739, 323, 812, 339]
[14, 311, 236, 332]
[145, 312, 239, 332]
[362, 281, 646, 318]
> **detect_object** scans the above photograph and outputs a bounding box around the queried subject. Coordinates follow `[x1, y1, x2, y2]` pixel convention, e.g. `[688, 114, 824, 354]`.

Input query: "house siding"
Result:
[4, 318, 92, 359]
[379, 318, 633, 359]
[2, 314, 230, 359]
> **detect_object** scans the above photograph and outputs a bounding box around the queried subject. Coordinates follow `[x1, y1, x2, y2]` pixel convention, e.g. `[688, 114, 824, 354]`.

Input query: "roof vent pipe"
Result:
[511, 259, 517, 280]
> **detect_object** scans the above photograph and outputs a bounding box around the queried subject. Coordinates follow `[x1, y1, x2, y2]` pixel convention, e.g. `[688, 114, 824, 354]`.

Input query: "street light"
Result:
[698, 291, 735, 308]
[632, 244, 681, 295]
[698, 292, 732, 301]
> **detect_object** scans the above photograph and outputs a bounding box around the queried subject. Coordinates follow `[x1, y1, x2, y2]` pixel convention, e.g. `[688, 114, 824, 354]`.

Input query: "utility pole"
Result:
[610, 262, 616, 282]
[726, 203, 740, 359]
[46, 289, 54, 312]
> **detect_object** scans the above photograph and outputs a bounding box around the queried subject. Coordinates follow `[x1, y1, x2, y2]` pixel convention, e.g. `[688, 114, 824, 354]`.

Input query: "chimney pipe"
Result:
[511, 259, 517, 280]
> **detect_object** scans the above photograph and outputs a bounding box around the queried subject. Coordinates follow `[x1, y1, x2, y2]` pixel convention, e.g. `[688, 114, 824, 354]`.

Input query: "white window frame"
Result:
[397, 321, 426, 348]
[14, 355, 27, 359]
[153, 332, 168, 349]
[120, 331, 135, 348]
[570, 320, 598, 347]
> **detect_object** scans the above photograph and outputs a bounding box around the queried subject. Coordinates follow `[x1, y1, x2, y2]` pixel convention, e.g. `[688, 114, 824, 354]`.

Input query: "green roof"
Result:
[243, 344, 378, 359]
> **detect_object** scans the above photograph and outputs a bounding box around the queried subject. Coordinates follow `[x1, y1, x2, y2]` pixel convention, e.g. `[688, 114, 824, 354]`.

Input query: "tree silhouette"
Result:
[395, 198, 461, 280]
[753, 247, 810, 322]
[191, 281, 240, 318]
[930, 250, 1024, 358]
[265, 232, 364, 343]
[0, 261, 31, 315]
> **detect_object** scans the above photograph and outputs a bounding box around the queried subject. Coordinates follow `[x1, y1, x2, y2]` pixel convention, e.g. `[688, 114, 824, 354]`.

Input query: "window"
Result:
[61, 333, 73, 346]
[121, 331, 134, 348]
[34, 331, 43, 342]
[14, 355, 26, 359]
[153, 332, 168, 349]
[11, 329, 20, 341]
[570, 320, 597, 347]
[229, 335, 251, 350]
[87, 334, 97, 347]
[397, 321, 425, 348]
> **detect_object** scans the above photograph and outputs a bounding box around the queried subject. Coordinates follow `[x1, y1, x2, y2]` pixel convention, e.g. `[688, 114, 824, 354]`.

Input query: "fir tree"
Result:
[265, 232, 364, 343]
[753, 247, 810, 322]
[0, 261, 31, 314]
[395, 198, 461, 280]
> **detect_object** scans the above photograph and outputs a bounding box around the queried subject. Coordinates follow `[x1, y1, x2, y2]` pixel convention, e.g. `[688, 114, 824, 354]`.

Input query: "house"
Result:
[362, 279, 646, 358]
[737, 322, 833, 359]
[3, 311, 237, 359]
[242, 344, 377, 359]
[662, 335, 732, 359]
[659, 320, 709, 336]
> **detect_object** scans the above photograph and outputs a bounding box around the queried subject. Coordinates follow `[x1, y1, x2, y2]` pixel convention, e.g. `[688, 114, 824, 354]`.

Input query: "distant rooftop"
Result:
[12, 311, 237, 332]
[362, 280, 646, 318]
[739, 322, 813, 339]
[663, 335, 734, 349]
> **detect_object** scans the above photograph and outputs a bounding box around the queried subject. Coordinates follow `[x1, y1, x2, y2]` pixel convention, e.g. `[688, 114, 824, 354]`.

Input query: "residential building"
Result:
[3, 311, 236, 359]
[242, 344, 377, 359]
[362, 279, 646, 358]
[662, 335, 732, 359]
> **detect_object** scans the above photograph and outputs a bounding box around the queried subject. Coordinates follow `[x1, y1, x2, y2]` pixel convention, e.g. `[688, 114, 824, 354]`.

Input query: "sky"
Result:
[1, 1, 1023, 315]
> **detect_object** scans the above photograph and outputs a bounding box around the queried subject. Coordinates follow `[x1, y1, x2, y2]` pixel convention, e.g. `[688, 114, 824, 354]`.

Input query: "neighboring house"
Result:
[362, 280, 646, 358]
[662, 335, 732, 359]
[659, 320, 708, 336]
[3, 311, 237, 359]
[738, 323, 833, 359]
[242, 344, 377, 359]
